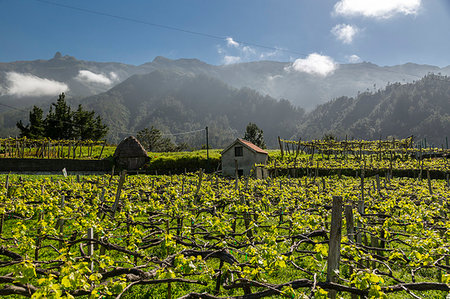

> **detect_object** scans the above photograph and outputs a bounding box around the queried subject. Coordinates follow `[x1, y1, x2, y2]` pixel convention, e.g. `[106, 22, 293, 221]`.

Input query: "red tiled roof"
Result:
[237, 138, 268, 154]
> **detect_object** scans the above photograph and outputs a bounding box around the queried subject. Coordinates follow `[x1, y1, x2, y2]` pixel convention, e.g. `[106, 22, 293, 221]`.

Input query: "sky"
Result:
[1, 0, 450, 69]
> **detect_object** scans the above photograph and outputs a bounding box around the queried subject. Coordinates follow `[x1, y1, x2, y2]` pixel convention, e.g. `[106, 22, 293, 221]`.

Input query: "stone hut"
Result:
[113, 136, 149, 170]
[221, 138, 268, 177]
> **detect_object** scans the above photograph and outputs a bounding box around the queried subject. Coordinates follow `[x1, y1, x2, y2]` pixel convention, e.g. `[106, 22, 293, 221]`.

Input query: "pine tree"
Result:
[17, 93, 108, 141]
[244, 122, 266, 149]
[44, 93, 73, 139]
[16, 106, 45, 139]
[73, 105, 108, 140]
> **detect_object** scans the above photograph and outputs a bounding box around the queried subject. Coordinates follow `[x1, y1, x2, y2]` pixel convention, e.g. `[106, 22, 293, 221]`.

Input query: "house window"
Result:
[235, 146, 243, 157]
[237, 169, 244, 177]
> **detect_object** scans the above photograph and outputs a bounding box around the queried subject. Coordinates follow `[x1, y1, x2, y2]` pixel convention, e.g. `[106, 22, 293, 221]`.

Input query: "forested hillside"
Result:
[297, 74, 450, 145]
[80, 70, 304, 147]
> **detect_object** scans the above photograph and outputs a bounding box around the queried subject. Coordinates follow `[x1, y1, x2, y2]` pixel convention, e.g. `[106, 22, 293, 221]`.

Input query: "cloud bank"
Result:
[334, 0, 421, 19]
[219, 36, 284, 65]
[75, 70, 117, 85]
[1, 72, 68, 97]
[288, 53, 337, 77]
[331, 24, 359, 44]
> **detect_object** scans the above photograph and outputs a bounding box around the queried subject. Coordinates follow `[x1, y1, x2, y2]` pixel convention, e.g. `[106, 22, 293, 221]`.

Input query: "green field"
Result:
[0, 171, 449, 298]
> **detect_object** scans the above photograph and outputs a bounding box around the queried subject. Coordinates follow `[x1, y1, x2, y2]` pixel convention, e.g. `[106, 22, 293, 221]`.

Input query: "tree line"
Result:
[17, 93, 108, 140]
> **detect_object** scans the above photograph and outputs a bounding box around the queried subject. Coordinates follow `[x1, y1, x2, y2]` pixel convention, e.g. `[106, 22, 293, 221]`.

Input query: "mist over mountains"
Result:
[0, 53, 449, 147]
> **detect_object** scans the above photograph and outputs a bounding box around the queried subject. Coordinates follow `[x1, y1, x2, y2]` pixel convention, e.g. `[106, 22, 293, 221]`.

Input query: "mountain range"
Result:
[0, 53, 449, 147]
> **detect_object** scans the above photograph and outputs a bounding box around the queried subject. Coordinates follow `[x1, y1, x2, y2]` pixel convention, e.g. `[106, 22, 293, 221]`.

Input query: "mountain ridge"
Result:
[1, 54, 449, 146]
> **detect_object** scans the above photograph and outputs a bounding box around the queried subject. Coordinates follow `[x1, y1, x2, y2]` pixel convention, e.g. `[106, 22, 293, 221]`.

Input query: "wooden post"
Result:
[112, 170, 126, 217]
[427, 170, 433, 195]
[278, 136, 284, 158]
[376, 174, 380, 194]
[345, 205, 358, 299]
[360, 169, 365, 202]
[35, 211, 43, 260]
[194, 168, 203, 198]
[108, 165, 115, 186]
[295, 138, 301, 158]
[327, 196, 343, 299]
[344, 205, 355, 242]
[235, 160, 239, 189]
[87, 227, 94, 271]
[356, 200, 364, 245]
[98, 141, 106, 160]
[57, 195, 65, 249]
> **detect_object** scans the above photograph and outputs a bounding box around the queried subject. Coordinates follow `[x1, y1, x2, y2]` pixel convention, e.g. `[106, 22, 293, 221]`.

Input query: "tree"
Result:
[44, 93, 73, 139]
[16, 106, 45, 139]
[16, 93, 108, 140]
[243, 122, 266, 149]
[73, 105, 108, 140]
[136, 126, 176, 152]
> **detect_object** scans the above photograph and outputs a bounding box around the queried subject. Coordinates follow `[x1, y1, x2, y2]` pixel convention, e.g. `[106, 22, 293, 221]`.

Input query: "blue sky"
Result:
[1, 0, 449, 67]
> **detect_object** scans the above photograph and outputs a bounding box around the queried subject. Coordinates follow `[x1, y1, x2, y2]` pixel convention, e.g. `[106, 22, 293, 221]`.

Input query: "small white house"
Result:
[221, 138, 268, 177]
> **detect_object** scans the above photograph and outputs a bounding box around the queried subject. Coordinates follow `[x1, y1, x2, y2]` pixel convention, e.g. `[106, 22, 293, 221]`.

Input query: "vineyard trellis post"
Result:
[278, 136, 284, 157]
[56, 195, 65, 249]
[427, 170, 433, 194]
[344, 204, 358, 299]
[112, 170, 126, 218]
[99, 140, 106, 160]
[87, 227, 94, 271]
[327, 195, 343, 299]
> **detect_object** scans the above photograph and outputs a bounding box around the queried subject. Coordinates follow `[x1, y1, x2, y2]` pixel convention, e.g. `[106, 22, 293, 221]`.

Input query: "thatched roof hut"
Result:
[113, 136, 149, 170]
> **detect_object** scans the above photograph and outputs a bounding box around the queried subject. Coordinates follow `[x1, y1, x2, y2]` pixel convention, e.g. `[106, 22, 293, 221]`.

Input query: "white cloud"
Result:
[75, 70, 115, 85]
[1, 72, 68, 97]
[287, 53, 337, 77]
[219, 36, 285, 65]
[260, 48, 282, 60]
[242, 46, 256, 55]
[331, 24, 359, 44]
[226, 37, 240, 48]
[109, 72, 118, 81]
[223, 55, 241, 65]
[334, 0, 421, 19]
[347, 54, 362, 63]
[268, 74, 283, 81]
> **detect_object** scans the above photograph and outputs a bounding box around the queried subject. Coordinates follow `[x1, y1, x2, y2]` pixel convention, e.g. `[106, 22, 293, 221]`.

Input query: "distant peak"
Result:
[152, 56, 172, 63]
[53, 52, 62, 59]
[51, 52, 76, 61]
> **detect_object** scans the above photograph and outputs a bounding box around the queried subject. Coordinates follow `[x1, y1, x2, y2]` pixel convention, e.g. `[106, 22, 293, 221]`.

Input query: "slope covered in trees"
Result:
[298, 74, 450, 145]
[81, 70, 303, 148]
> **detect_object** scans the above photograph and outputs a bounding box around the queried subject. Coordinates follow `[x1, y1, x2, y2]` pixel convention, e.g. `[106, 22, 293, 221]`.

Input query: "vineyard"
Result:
[267, 138, 450, 178]
[0, 163, 450, 298]
[0, 138, 111, 160]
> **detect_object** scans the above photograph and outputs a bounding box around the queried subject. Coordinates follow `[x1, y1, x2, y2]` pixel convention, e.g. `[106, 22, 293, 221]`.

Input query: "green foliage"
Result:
[45, 93, 74, 139]
[243, 122, 266, 149]
[72, 105, 108, 140]
[16, 106, 45, 139]
[136, 126, 187, 152]
[78, 70, 303, 146]
[145, 149, 221, 173]
[298, 74, 450, 144]
[1, 173, 449, 298]
[17, 93, 108, 141]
